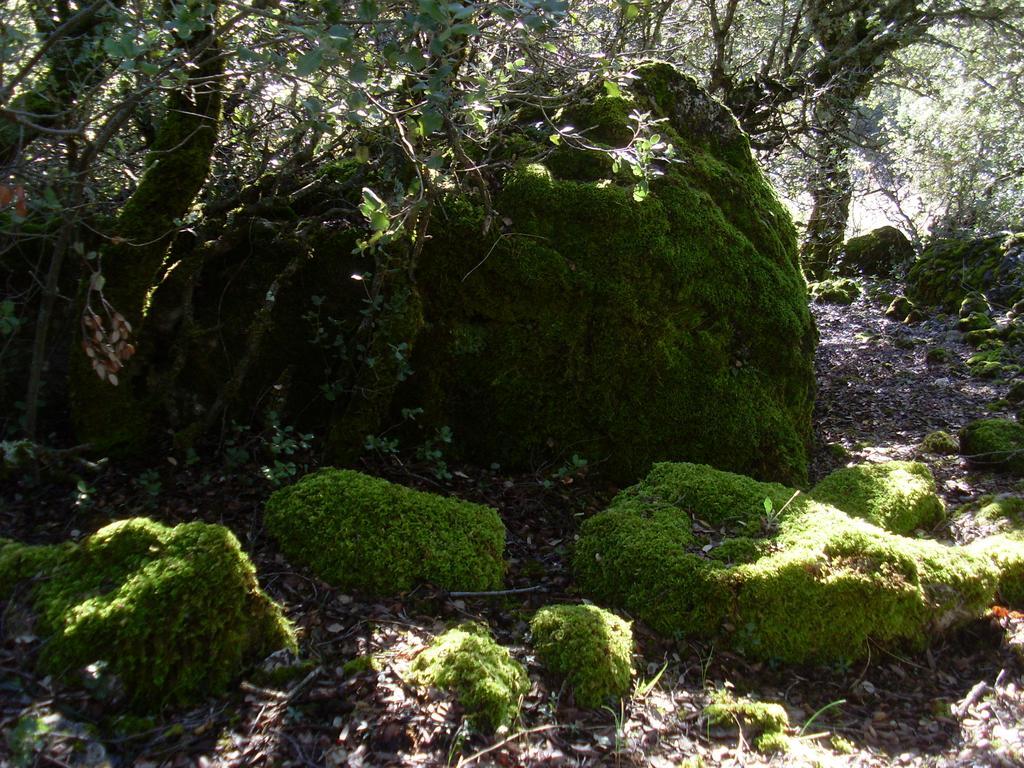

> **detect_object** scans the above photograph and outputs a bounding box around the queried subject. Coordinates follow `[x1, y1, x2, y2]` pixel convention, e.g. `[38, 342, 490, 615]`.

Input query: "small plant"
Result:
[261, 411, 314, 486]
[417, 426, 454, 480]
[135, 469, 162, 504]
[73, 478, 96, 510]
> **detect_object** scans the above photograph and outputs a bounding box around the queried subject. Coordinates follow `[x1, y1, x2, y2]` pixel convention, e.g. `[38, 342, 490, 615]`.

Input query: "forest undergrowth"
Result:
[2, 281, 1022, 767]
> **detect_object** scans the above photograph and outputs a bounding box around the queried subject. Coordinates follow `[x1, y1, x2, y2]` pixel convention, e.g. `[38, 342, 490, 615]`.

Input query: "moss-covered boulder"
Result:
[264, 468, 505, 594]
[884, 295, 914, 321]
[907, 233, 1024, 312]
[838, 226, 914, 277]
[407, 63, 815, 486]
[529, 604, 633, 708]
[705, 690, 790, 753]
[408, 622, 528, 731]
[809, 460, 944, 534]
[0, 519, 294, 710]
[574, 461, 1021, 663]
[959, 311, 995, 333]
[809, 277, 860, 305]
[959, 418, 1024, 473]
[920, 430, 959, 454]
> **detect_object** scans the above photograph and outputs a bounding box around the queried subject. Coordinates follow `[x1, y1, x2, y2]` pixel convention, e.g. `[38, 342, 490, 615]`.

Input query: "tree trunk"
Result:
[800, 124, 854, 279]
[70, 14, 223, 453]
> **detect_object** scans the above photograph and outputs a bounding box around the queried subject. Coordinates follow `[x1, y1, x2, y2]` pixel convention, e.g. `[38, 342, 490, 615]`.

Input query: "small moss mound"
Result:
[838, 226, 914, 277]
[920, 430, 959, 455]
[264, 468, 506, 594]
[809, 460, 944, 534]
[574, 461, 1019, 663]
[925, 347, 950, 365]
[809, 277, 861, 305]
[529, 604, 633, 708]
[907, 233, 1024, 312]
[884, 296, 914, 321]
[1, 519, 295, 710]
[408, 622, 528, 731]
[959, 418, 1024, 473]
[705, 690, 790, 753]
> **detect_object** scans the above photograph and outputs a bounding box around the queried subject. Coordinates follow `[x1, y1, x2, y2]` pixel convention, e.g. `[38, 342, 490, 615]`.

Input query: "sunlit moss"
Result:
[530, 604, 633, 708]
[705, 690, 790, 753]
[408, 623, 528, 731]
[3, 519, 295, 710]
[574, 461, 1017, 663]
[264, 468, 506, 594]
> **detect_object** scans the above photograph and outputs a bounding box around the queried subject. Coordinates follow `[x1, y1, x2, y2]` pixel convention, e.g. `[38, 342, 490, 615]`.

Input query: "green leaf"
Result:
[603, 80, 621, 98]
[548, 133, 561, 145]
[295, 49, 323, 77]
[349, 61, 369, 83]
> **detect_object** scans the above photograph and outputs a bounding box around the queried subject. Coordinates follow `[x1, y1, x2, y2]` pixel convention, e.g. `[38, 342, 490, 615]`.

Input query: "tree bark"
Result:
[69, 9, 224, 452]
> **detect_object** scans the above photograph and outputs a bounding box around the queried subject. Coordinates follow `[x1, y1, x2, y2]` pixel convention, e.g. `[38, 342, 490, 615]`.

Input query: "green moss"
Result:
[529, 604, 633, 708]
[574, 461, 1008, 663]
[920, 431, 959, 455]
[959, 418, 1024, 473]
[264, 468, 506, 594]
[809, 277, 861, 305]
[884, 296, 913, 321]
[968, 535, 1024, 606]
[3, 519, 294, 710]
[809, 461, 945, 534]
[958, 312, 995, 333]
[0, 539, 69, 598]
[908, 233, 1024, 312]
[838, 226, 913, 277]
[925, 347, 950, 365]
[341, 655, 381, 677]
[705, 690, 790, 753]
[408, 64, 814, 487]
[408, 622, 528, 731]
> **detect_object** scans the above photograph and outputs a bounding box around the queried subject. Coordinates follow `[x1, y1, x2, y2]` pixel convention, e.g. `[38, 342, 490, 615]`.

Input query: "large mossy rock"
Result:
[907, 232, 1024, 312]
[573, 462, 1022, 663]
[837, 226, 914, 277]
[0, 519, 294, 710]
[959, 418, 1024, 473]
[408, 63, 815, 486]
[264, 468, 506, 594]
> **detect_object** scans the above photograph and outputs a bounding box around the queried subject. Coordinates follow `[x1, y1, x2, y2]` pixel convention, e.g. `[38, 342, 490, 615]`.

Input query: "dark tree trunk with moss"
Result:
[70, 13, 223, 452]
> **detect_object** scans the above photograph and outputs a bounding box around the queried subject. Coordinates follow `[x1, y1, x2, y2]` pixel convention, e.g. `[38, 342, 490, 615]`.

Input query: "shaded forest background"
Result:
[1, 0, 1023, 463]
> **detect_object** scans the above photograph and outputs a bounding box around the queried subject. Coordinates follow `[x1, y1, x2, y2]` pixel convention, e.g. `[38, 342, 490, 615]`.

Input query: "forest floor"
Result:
[2, 280, 1024, 767]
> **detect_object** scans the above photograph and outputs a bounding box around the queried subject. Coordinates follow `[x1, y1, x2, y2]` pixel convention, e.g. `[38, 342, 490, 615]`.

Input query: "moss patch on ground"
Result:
[408, 622, 528, 731]
[705, 689, 790, 753]
[407, 63, 815, 487]
[920, 430, 959, 454]
[1, 518, 294, 710]
[574, 461, 1023, 663]
[959, 418, 1024, 473]
[809, 460, 945, 534]
[809, 277, 861, 305]
[529, 604, 633, 708]
[264, 468, 506, 594]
